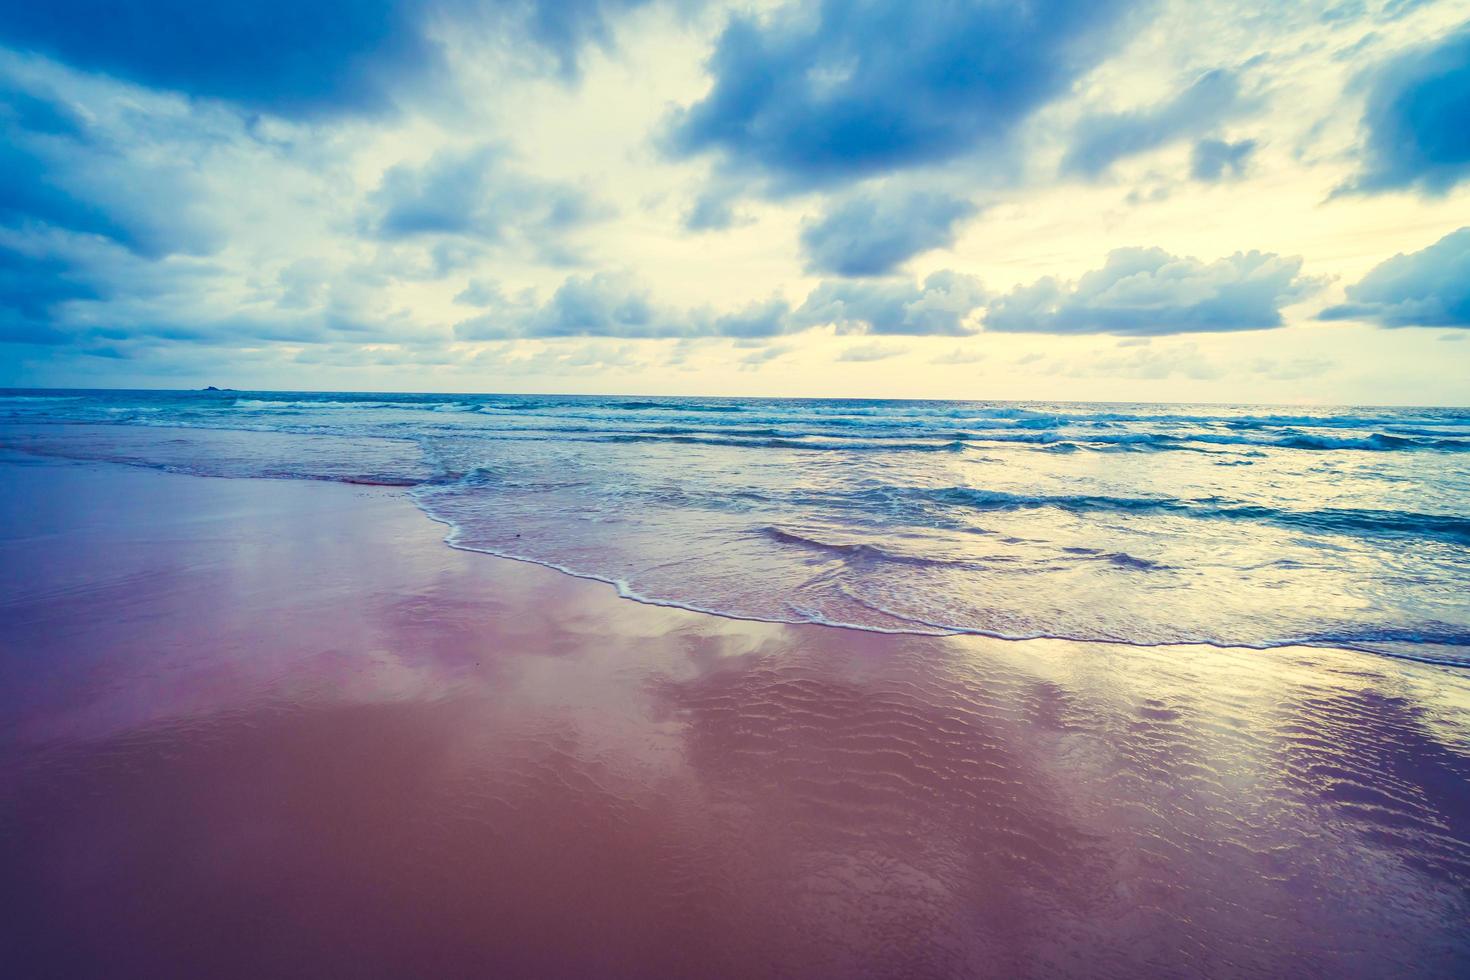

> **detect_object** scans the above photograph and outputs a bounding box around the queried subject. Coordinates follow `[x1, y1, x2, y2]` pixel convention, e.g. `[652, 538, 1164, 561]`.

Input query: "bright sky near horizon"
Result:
[1, 0, 1469, 403]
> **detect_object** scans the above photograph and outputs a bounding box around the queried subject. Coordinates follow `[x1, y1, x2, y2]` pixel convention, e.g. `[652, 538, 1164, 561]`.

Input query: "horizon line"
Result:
[3, 384, 1468, 410]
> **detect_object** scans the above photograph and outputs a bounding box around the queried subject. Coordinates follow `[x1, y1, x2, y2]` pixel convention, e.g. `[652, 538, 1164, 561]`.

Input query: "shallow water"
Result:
[3, 388, 1468, 663]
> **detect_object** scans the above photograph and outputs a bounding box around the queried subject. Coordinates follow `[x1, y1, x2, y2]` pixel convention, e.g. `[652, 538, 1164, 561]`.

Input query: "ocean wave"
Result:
[1224, 412, 1470, 431]
[603, 400, 664, 410]
[982, 429, 1467, 453]
[760, 526, 1174, 574]
[757, 526, 980, 569]
[193, 395, 1462, 455]
[408, 507, 1470, 665]
[232, 399, 392, 410]
[210, 407, 1470, 454]
[1294, 625, 1470, 650]
[604, 400, 747, 413]
[0, 395, 83, 402]
[592, 432, 970, 452]
[1060, 546, 1171, 570]
[1278, 432, 1470, 452]
[843, 486, 1470, 546]
[234, 397, 476, 413]
[9, 393, 1468, 665]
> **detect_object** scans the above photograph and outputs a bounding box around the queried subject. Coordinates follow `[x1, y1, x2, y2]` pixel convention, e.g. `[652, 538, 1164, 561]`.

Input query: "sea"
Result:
[3, 389, 1467, 665]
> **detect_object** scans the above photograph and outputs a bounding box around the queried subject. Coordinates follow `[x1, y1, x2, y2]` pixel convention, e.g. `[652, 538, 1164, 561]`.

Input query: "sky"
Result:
[1, 0, 1468, 403]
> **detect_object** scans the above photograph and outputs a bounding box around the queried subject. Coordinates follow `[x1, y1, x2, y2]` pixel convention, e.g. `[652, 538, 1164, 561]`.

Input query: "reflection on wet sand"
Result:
[1, 457, 1467, 977]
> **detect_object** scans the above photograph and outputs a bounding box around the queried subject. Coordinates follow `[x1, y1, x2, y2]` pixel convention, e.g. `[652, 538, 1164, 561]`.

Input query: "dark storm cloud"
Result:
[0, 245, 99, 345]
[1345, 27, 1470, 195]
[666, 0, 1139, 192]
[0, 0, 438, 118]
[800, 188, 979, 277]
[1319, 227, 1470, 328]
[0, 0, 674, 118]
[0, 74, 225, 351]
[0, 139, 133, 251]
[985, 247, 1320, 335]
[1062, 69, 1254, 178]
[0, 74, 223, 259]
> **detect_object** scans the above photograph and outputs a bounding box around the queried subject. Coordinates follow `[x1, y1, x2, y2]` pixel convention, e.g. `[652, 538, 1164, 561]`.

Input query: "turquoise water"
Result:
[4, 388, 1468, 663]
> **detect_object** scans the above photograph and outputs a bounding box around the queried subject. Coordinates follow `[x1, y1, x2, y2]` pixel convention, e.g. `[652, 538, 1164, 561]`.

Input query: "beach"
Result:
[6, 0, 1470, 972]
[1, 451, 1466, 978]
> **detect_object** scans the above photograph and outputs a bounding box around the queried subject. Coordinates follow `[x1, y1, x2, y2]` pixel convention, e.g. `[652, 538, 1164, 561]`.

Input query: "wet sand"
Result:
[1, 454, 1467, 978]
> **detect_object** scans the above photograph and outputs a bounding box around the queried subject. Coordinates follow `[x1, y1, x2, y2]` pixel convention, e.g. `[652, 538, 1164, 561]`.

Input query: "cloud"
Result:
[986, 247, 1320, 335]
[488, 340, 648, 374]
[0, 75, 86, 138]
[0, 83, 144, 254]
[454, 278, 504, 307]
[836, 341, 904, 362]
[0, 0, 438, 118]
[0, 75, 250, 353]
[455, 272, 694, 340]
[794, 270, 987, 336]
[0, 243, 98, 344]
[1190, 138, 1257, 181]
[1071, 341, 1225, 380]
[1319, 226, 1470, 328]
[451, 269, 991, 342]
[501, 0, 661, 81]
[800, 187, 978, 276]
[365, 145, 603, 263]
[1345, 27, 1470, 195]
[0, 72, 225, 260]
[1248, 355, 1334, 380]
[666, 0, 1137, 192]
[289, 338, 464, 368]
[681, 188, 742, 231]
[523, 273, 694, 338]
[930, 347, 986, 364]
[0, 133, 128, 249]
[0, 243, 426, 355]
[0, 1, 666, 118]
[1062, 69, 1255, 178]
[738, 343, 792, 369]
[714, 297, 791, 338]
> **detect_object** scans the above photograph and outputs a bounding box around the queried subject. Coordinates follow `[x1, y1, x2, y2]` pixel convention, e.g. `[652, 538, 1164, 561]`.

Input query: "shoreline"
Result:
[418, 494, 1470, 665]
[4, 431, 1466, 667]
[2, 453, 1467, 976]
